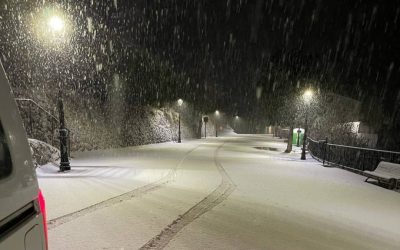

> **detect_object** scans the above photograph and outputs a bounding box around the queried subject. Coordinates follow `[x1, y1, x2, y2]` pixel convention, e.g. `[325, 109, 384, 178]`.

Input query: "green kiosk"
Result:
[292, 128, 305, 146]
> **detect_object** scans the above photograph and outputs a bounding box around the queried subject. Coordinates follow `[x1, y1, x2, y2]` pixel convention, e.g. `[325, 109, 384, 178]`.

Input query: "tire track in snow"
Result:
[47, 145, 200, 230]
[139, 143, 236, 250]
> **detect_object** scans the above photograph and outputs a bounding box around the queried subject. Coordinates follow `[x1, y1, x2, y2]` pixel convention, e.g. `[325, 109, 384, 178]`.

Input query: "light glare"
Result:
[303, 89, 313, 102]
[48, 16, 64, 32]
[177, 98, 183, 106]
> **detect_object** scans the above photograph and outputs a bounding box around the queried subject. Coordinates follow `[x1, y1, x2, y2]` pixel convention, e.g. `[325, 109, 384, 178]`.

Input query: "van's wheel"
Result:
[388, 179, 396, 190]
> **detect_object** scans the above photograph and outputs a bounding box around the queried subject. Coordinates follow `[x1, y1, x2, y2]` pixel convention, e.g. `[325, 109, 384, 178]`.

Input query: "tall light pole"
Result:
[177, 99, 183, 143]
[215, 110, 220, 137]
[234, 115, 239, 131]
[46, 14, 70, 171]
[301, 89, 313, 160]
[203, 116, 209, 138]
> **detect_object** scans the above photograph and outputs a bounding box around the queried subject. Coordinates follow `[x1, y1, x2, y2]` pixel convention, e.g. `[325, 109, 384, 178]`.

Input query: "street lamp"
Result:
[32, 8, 74, 171]
[303, 89, 313, 103]
[32, 9, 70, 48]
[177, 99, 183, 143]
[301, 89, 313, 160]
[234, 115, 239, 131]
[48, 15, 65, 32]
[45, 13, 70, 171]
[215, 110, 220, 137]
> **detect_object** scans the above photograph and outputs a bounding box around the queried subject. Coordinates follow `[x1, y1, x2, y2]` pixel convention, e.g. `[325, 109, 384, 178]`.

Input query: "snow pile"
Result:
[28, 138, 60, 167]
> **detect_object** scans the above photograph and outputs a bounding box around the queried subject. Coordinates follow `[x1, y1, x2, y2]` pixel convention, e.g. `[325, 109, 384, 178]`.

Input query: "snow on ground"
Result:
[167, 135, 400, 250]
[38, 134, 400, 250]
[37, 141, 200, 221]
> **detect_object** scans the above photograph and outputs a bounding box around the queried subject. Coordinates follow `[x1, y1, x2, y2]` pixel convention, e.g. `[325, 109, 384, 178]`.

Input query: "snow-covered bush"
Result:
[28, 139, 60, 167]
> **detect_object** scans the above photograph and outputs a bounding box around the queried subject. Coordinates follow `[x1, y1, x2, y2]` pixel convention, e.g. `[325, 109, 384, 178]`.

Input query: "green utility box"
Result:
[292, 128, 305, 146]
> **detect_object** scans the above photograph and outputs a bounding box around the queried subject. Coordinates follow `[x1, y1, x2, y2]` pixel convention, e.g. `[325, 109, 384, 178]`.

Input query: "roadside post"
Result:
[323, 137, 328, 165]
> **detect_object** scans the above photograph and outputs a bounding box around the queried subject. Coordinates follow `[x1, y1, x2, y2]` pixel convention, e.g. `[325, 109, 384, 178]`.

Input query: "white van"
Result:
[0, 61, 48, 249]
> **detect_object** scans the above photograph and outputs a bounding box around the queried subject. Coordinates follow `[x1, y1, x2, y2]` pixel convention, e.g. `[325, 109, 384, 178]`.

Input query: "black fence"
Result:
[308, 138, 400, 171]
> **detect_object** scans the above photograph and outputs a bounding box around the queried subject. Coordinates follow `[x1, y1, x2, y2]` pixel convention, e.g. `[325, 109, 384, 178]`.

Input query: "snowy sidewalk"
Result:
[37, 141, 200, 221]
[43, 140, 224, 249]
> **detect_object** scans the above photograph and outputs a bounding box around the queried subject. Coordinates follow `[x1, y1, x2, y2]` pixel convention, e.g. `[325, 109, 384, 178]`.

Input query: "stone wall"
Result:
[65, 102, 202, 152]
[16, 94, 219, 152]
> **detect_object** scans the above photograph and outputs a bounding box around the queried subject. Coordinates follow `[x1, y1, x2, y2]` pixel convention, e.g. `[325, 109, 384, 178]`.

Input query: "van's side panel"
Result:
[1, 216, 44, 249]
[0, 62, 43, 249]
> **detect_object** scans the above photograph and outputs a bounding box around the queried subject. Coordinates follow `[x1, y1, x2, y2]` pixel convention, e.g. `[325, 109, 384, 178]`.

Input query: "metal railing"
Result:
[15, 98, 72, 155]
[308, 138, 400, 171]
[15, 98, 58, 146]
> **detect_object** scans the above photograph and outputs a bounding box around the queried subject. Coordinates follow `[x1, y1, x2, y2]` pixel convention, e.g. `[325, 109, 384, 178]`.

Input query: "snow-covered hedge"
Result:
[28, 139, 60, 167]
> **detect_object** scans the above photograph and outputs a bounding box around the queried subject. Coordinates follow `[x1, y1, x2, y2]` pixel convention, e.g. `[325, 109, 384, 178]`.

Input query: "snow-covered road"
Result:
[37, 134, 400, 250]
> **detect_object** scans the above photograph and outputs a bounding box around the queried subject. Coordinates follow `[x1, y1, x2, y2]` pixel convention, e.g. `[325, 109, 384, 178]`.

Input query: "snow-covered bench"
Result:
[364, 161, 400, 189]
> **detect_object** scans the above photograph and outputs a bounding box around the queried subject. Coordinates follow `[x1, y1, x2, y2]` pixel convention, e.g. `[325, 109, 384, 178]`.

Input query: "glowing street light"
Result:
[177, 99, 183, 143]
[49, 14, 70, 171]
[33, 9, 72, 171]
[178, 98, 183, 106]
[303, 89, 314, 103]
[32, 8, 72, 48]
[215, 110, 220, 137]
[48, 15, 65, 32]
[301, 89, 314, 160]
[234, 115, 239, 131]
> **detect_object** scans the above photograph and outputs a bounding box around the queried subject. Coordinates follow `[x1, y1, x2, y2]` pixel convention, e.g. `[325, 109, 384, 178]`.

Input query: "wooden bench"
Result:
[364, 161, 400, 189]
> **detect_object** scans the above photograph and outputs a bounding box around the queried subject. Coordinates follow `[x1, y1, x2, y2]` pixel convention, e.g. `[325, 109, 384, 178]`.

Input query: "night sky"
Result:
[94, 0, 400, 123]
[1, 0, 399, 127]
[108, 0, 400, 113]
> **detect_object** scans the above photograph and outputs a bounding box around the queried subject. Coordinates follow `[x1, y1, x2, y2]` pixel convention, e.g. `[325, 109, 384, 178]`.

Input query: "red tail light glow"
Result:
[38, 189, 48, 250]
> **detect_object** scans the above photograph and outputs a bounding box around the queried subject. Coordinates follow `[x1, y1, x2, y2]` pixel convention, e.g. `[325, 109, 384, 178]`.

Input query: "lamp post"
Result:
[215, 110, 220, 137]
[203, 116, 209, 138]
[301, 89, 313, 160]
[234, 115, 239, 131]
[177, 99, 183, 143]
[58, 90, 70, 171]
[46, 14, 70, 171]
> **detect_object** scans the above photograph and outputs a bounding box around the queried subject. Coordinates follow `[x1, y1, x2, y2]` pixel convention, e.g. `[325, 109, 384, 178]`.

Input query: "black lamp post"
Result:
[58, 91, 70, 171]
[44, 14, 71, 171]
[178, 113, 181, 143]
[177, 99, 183, 143]
[234, 115, 239, 131]
[301, 113, 308, 160]
[203, 116, 208, 138]
[301, 89, 313, 160]
[215, 110, 219, 137]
